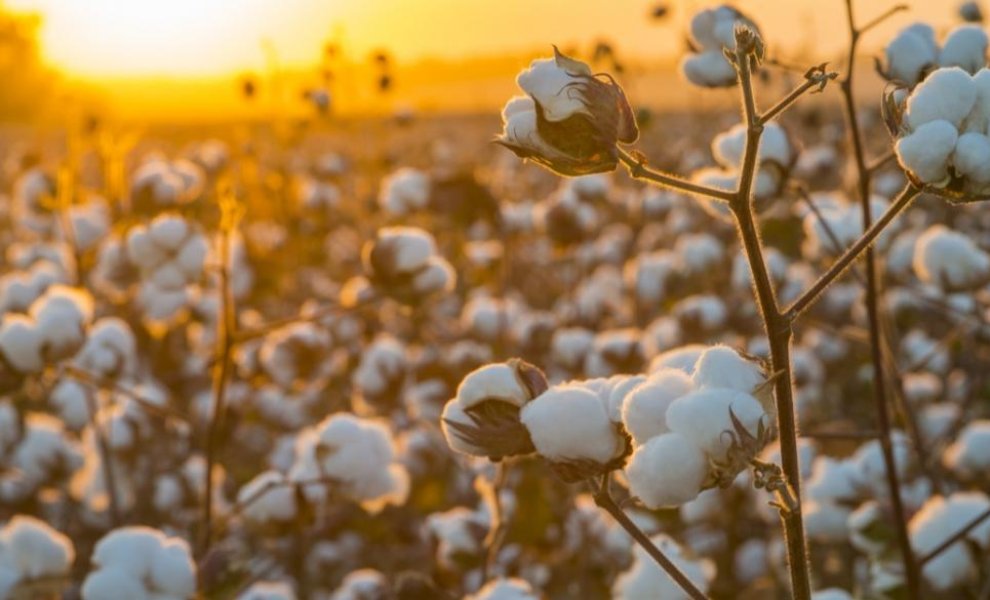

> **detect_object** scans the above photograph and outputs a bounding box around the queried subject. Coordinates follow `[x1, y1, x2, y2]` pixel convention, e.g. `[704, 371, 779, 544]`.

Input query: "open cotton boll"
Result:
[680, 50, 737, 87]
[910, 495, 982, 591]
[237, 471, 297, 524]
[520, 384, 624, 466]
[352, 335, 406, 398]
[895, 119, 959, 183]
[944, 420, 990, 476]
[516, 57, 587, 122]
[84, 526, 196, 599]
[457, 362, 539, 409]
[625, 432, 708, 508]
[466, 577, 540, 600]
[803, 500, 851, 543]
[666, 388, 767, 462]
[613, 533, 715, 599]
[290, 414, 409, 511]
[952, 132, 990, 183]
[378, 167, 430, 216]
[938, 25, 989, 74]
[905, 68, 977, 129]
[0, 315, 43, 373]
[377, 227, 436, 274]
[691, 345, 765, 395]
[29, 285, 94, 361]
[550, 327, 595, 371]
[805, 456, 861, 502]
[884, 24, 938, 85]
[0, 515, 74, 580]
[330, 569, 390, 599]
[621, 369, 694, 445]
[849, 431, 914, 493]
[914, 225, 990, 290]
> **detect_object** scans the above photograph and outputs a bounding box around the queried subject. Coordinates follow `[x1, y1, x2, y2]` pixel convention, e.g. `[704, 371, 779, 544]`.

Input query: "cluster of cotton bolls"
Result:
[8, 8, 990, 597]
[890, 66, 990, 195]
[680, 5, 761, 87]
[880, 23, 988, 87]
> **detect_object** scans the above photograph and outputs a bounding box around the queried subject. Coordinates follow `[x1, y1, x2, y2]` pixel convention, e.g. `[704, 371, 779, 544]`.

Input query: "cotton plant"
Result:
[0, 515, 75, 598]
[130, 155, 205, 212]
[612, 533, 716, 599]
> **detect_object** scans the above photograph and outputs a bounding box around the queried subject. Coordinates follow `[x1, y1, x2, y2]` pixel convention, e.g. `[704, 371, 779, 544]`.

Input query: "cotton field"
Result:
[2, 0, 990, 599]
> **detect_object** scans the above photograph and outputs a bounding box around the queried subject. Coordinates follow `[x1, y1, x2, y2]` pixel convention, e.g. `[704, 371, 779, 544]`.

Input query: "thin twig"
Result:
[785, 183, 921, 320]
[84, 391, 121, 526]
[592, 476, 709, 600]
[616, 148, 736, 202]
[918, 507, 990, 566]
[481, 462, 509, 581]
[202, 190, 241, 556]
[758, 64, 838, 125]
[867, 150, 896, 174]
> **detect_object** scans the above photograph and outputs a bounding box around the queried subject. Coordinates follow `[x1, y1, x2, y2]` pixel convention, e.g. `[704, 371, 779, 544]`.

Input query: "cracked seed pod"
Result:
[441, 359, 548, 461]
[497, 46, 638, 177]
[361, 227, 456, 304]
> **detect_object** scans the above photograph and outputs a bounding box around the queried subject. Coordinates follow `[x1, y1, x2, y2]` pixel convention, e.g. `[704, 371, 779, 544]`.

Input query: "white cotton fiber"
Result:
[905, 68, 977, 129]
[621, 368, 694, 445]
[521, 385, 622, 464]
[953, 132, 990, 182]
[895, 119, 959, 183]
[625, 432, 708, 508]
[666, 388, 767, 462]
[939, 25, 989, 74]
[885, 23, 939, 85]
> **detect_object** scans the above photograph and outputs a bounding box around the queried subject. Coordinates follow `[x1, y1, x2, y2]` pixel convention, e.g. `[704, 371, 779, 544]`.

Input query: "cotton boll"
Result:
[804, 500, 851, 543]
[520, 384, 624, 466]
[944, 420, 990, 477]
[849, 432, 914, 493]
[516, 57, 587, 122]
[378, 168, 430, 216]
[939, 25, 988, 74]
[895, 119, 959, 183]
[666, 388, 767, 462]
[910, 495, 982, 591]
[884, 24, 939, 85]
[626, 432, 708, 508]
[456, 362, 539, 409]
[963, 68, 990, 132]
[953, 132, 990, 182]
[0, 515, 74, 580]
[551, 327, 595, 371]
[913, 225, 990, 290]
[691, 345, 765, 395]
[805, 456, 861, 502]
[613, 533, 714, 599]
[621, 369, 694, 445]
[680, 50, 737, 88]
[905, 68, 977, 129]
[0, 315, 43, 372]
[148, 538, 197, 598]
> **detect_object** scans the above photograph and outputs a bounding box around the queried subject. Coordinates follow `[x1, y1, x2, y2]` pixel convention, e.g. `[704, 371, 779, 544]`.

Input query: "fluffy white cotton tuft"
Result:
[625, 432, 709, 508]
[521, 384, 624, 465]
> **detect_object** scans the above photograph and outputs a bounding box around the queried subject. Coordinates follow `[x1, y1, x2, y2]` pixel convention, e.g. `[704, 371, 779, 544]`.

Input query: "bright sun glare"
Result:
[7, 0, 332, 78]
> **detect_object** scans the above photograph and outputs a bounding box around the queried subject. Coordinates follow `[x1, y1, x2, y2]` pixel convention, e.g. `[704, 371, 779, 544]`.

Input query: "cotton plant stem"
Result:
[839, 2, 921, 594]
[201, 203, 239, 556]
[592, 477, 709, 600]
[85, 391, 121, 526]
[731, 40, 813, 600]
[481, 462, 509, 581]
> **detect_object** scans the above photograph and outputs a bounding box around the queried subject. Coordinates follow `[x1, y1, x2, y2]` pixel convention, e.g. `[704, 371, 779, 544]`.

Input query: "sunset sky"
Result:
[6, 0, 964, 78]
